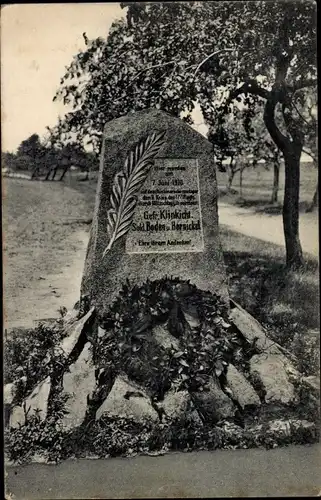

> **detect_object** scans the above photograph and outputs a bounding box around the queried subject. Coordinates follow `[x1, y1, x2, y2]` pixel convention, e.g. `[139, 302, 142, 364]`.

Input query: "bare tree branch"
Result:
[281, 102, 304, 145]
[290, 100, 311, 127]
[302, 149, 317, 163]
[192, 48, 235, 78]
[264, 97, 289, 151]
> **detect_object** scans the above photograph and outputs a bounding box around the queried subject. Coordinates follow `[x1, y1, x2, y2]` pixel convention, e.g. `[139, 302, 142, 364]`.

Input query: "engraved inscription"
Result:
[125, 158, 204, 253]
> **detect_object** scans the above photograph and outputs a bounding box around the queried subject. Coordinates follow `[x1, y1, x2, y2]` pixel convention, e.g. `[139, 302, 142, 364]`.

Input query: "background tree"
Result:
[299, 88, 318, 212]
[54, 1, 317, 268]
[208, 106, 259, 193]
[250, 109, 283, 204]
[17, 133, 47, 173]
[1, 152, 16, 171]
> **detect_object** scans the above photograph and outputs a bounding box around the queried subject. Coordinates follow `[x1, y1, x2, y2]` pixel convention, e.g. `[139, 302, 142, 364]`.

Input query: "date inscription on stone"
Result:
[126, 158, 204, 254]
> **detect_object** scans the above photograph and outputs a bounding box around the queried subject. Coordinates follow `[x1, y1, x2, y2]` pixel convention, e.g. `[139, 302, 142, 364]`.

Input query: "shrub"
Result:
[4, 322, 66, 403]
[95, 277, 244, 400]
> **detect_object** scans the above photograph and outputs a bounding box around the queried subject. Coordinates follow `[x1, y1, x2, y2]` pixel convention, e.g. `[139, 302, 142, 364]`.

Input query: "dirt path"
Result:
[218, 202, 319, 258]
[4, 229, 89, 330]
[3, 178, 94, 331]
[6, 444, 321, 498]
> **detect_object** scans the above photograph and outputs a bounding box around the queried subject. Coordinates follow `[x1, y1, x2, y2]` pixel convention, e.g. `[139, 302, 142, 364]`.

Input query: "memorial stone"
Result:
[81, 108, 228, 314]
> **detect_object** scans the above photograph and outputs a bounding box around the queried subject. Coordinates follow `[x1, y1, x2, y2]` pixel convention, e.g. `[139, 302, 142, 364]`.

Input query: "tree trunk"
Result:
[45, 167, 52, 180]
[263, 83, 304, 269]
[59, 165, 70, 181]
[306, 182, 318, 212]
[226, 169, 235, 191]
[31, 166, 39, 180]
[226, 157, 236, 192]
[239, 167, 243, 198]
[271, 161, 280, 204]
[283, 146, 304, 268]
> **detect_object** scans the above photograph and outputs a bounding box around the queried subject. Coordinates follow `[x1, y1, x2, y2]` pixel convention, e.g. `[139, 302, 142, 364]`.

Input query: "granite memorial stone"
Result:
[81, 108, 228, 314]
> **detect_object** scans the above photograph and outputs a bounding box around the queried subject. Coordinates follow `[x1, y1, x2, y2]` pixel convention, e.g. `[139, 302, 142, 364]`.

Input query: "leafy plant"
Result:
[54, 1, 316, 268]
[96, 277, 242, 400]
[5, 413, 65, 464]
[4, 322, 67, 404]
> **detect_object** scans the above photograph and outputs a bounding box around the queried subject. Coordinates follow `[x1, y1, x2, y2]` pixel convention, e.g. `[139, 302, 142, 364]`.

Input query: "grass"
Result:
[220, 225, 319, 376]
[217, 162, 318, 215]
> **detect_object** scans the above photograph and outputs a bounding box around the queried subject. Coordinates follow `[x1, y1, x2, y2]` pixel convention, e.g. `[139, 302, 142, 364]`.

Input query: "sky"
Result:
[1, 3, 124, 152]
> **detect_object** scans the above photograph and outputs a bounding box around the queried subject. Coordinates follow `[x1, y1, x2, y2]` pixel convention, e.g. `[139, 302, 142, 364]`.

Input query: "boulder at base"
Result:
[10, 377, 51, 429]
[61, 342, 96, 431]
[96, 375, 159, 423]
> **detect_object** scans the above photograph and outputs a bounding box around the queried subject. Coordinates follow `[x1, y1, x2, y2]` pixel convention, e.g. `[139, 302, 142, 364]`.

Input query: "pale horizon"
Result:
[1, 3, 208, 154]
[1, 3, 123, 152]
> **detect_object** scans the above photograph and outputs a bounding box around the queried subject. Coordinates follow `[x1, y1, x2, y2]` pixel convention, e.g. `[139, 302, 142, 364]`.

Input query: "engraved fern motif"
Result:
[102, 131, 166, 257]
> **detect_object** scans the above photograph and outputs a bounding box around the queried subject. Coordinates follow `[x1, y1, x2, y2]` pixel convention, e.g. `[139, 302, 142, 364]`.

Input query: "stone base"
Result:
[4, 288, 319, 463]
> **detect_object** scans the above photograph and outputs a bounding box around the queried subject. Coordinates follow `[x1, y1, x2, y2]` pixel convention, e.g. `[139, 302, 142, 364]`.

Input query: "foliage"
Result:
[54, 1, 316, 267]
[2, 152, 17, 171]
[54, 2, 316, 150]
[5, 414, 65, 464]
[17, 134, 46, 165]
[5, 411, 318, 464]
[220, 225, 319, 377]
[9, 154, 35, 172]
[5, 274, 319, 463]
[3, 128, 99, 178]
[96, 277, 243, 400]
[4, 322, 67, 404]
[208, 106, 281, 192]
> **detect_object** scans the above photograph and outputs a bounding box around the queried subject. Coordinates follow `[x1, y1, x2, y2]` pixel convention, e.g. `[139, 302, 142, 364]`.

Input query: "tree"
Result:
[1, 152, 16, 171]
[17, 133, 47, 173]
[249, 110, 283, 204]
[208, 106, 261, 193]
[300, 88, 318, 212]
[54, 1, 317, 267]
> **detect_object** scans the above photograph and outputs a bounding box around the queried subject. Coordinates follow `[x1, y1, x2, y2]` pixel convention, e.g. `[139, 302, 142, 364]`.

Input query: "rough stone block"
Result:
[229, 301, 275, 352]
[10, 377, 51, 429]
[193, 376, 236, 423]
[250, 354, 296, 405]
[4, 383, 16, 406]
[55, 306, 95, 358]
[226, 364, 261, 409]
[96, 375, 158, 422]
[81, 109, 228, 315]
[61, 342, 96, 431]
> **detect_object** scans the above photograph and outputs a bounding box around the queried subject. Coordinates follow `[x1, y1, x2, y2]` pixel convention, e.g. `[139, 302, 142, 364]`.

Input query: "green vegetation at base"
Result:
[4, 275, 319, 465]
[221, 227, 319, 376]
[5, 411, 318, 465]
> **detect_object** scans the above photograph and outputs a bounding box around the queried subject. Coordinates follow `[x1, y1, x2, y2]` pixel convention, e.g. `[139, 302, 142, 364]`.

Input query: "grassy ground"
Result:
[220, 226, 319, 375]
[216, 161, 319, 375]
[217, 162, 318, 213]
[2, 176, 95, 329]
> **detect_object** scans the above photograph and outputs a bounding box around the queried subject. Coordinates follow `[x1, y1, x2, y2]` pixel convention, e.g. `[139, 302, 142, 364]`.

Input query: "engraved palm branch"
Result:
[102, 131, 166, 257]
